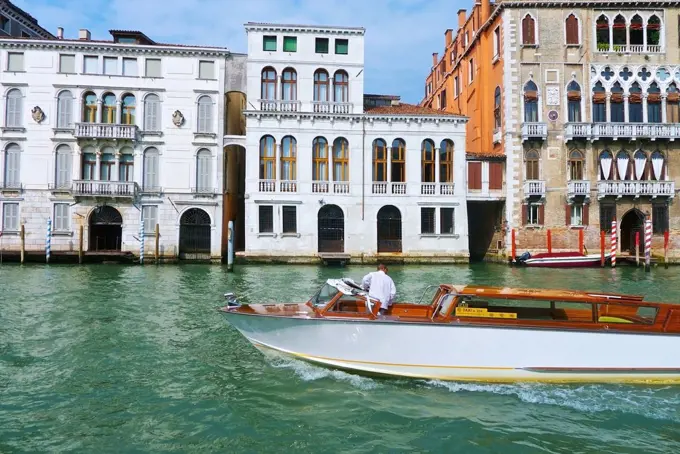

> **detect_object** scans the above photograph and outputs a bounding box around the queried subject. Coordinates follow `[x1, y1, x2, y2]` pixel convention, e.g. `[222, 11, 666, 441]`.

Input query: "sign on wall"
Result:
[545, 85, 560, 106]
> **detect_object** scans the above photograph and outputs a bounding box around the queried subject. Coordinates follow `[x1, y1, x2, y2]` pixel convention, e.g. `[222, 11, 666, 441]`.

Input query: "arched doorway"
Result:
[179, 208, 212, 257]
[620, 209, 645, 255]
[89, 206, 123, 251]
[377, 205, 402, 253]
[318, 205, 344, 253]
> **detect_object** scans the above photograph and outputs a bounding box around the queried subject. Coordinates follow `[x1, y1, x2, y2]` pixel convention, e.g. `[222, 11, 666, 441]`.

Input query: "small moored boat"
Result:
[220, 279, 680, 384]
[515, 251, 610, 268]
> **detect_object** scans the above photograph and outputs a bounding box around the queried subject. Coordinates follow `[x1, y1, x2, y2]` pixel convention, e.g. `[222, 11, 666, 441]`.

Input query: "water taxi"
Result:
[219, 279, 680, 384]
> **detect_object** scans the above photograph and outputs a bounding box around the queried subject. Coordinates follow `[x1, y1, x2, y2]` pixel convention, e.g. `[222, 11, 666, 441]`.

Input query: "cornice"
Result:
[244, 110, 468, 124]
[245, 23, 365, 36]
[1, 5, 54, 39]
[0, 40, 231, 57]
[497, 1, 679, 8]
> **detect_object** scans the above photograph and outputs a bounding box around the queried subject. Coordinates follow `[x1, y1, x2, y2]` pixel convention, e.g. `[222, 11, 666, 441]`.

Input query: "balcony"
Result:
[521, 122, 547, 142]
[73, 180, 137, 198]
[372, 182, 406, 195]
[591, 123, 679, 141]
[48, 182, 72, 193]
[192, 187, 216, 197]
[420, 183, 455, 195]
[567, 180, 591, 200]
[258, 99, 301, 112]
[312, 182, 329, 193]
[257, 179, 298, 193]
[565, 123, 592, 142]
[596, 43, 663, 54]
[0, 181, 22, 193]
[333, 182, 350, 194]
[597, 181, 675, 199]
[523, 180, 546, 198]
[75, 123, 138, 140]
[312, 101, 353, 114]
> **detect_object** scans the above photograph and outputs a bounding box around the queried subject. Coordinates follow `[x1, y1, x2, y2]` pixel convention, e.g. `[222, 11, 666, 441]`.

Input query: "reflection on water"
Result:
[1, 263, 680, 453]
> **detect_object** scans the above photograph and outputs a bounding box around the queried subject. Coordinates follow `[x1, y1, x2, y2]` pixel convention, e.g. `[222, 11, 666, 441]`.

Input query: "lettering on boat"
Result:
[454, 307, 517, 319]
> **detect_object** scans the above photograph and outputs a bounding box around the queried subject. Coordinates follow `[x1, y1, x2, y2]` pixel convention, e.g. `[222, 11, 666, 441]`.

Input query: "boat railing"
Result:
[417, 285, 440, 306]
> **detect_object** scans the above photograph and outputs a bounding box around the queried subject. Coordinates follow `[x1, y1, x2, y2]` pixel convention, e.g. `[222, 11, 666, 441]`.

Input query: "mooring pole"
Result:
[511, 229, 516, 262]
[600, 230, 605, 267]
[645, 218, 652, 272]
[635, 231, 640, 267]
[20, 224, 25, 264]
[578, 229, 584, 255]
[46, 218, 52, 264]
[227, 220, 234, 272]
[155, 223, 160, 265]
[547, 229, 552, 254]
[78, 225, 84, 264]
[611, 219, 617, 268]
[664, 230, 669, 269]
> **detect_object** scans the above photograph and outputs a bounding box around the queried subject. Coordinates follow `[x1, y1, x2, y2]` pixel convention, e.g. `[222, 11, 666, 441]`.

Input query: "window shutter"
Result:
[565, 203, 571, 226]
[538, 204, 545, 225]
[198, 152, 211, 190]
[468, 162, 482, 190]
[56, 150, 71, 186]
[145, 96, 160, 131]
[6, 92, 22, 128]
[490, 162, 503, 190]
[144, 150, 159, 189]
[522, 204, 528, 226]
[6, 147, 20, 185]
[583, 203, 589, 226]
[198, 99, 212, 133]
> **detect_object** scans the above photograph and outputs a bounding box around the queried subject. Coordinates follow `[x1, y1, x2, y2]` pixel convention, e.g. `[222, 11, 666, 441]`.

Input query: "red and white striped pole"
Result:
[645, 218, 652, 272]
[611, 219, 617, 268]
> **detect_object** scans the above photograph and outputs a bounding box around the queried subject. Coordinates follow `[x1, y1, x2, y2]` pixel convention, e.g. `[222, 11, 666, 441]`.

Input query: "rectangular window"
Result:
[198, 60, 215, 79]
[527, 204, 540, 225]
[440, 90, 447, 110]
[653, 205, 669, 234]
[2, 202, 19, 231]
[335, 38, 349, 54]
[142, 206, 158, 232]
[570, 204, 583, 226]
[441, 208, 455, 234]
[421, 207, 436, 234]
[54, 203, 70, 232]
[103, 57, 118, 75]
[59, 54, 75, 73]
[145, 58, 161, 78]
[283, 36, 297, 52]
[122, 57, 138, 76]
[493, 27, 501, 58]
[600, 204, 615, 233]
[489, 162, 503, 190]
[282, 206, 297, 233]
[7, 52, 24, 72]
[0, 15, 8, 33]
[263, 35, 277, 51]
[259, 205, 274, 233]
[468, 58, 475, 83]
[454, 76, 459, 97]
[468, 162, 482, 190]
[83, 56, 98, 74]
[315, 37, 329, 54]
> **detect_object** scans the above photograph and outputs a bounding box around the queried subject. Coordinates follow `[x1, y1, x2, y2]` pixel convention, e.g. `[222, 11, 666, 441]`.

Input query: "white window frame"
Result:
[122, 57, 138, 76]
[7, 52, 24, 72]
[142, 205, 158, 233]
[143, 93, 161, 132]
[196, 149, 212, 192]
[59, 54, 76, 74]
[83, 55, 99, 74]
[570, 203, 583, 226]
[198, 60, 215, 80]
[5, 88, 23, 128]
[196, 96, 213, 134]
[454, 76, 459, 98]
[2, 202, 19, 232]
[53, 203, 71, 232]
[493, 27, 501, 61]
[144, 58, 161, 78]
[142, 147, 160, 191]
[103, 56, 118, 75]
[527, 204, 540, 225]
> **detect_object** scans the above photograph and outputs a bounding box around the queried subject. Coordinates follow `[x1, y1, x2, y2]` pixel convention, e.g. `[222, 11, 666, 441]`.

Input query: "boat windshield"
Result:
[311, 283, 340, 307]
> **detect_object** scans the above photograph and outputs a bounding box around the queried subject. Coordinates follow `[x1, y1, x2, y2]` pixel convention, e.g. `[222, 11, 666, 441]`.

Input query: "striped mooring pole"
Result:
[46, 218, 52, 264]
[645, 218, 652, 272]
[139, 218, 145, 265]
[611, 219, 617, 268]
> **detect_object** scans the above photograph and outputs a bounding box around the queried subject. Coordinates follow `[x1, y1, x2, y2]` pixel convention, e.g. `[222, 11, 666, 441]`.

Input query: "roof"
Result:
[446, 284, 647, 304]
[1, 0, 55, 38]
[0, 35, 230, 51]
[245, 22, 365, 32]
[365, 103, 461, 116]
[466, 151, 506, 159]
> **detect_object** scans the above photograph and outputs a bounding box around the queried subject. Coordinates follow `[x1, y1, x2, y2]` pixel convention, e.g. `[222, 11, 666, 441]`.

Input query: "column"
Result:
[116, 101, 122, 125]
[434, 147, 440, 185]
[609, 27, 614, 52]
[96, 100, 102, 124]
[643, 24, 647, 51]
[606, 94, 612, 123]
[113, 152, 120, 182]
[95, 152, 101, 183]
[662, 95, 668, 123]
[624, 95, 630, 123]
[642, 93, 649, 123]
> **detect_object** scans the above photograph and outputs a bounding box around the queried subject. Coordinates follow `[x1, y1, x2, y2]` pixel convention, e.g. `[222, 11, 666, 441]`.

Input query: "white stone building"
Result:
[242, 23, 469, 263]
[0, 28, 234, 261]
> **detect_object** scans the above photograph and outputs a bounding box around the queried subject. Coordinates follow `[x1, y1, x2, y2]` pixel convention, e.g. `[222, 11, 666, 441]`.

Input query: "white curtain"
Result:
[616, 155, 629, 180]
[652, 154, 664, 180]
[600, 155, 612, 180]
[634, 152, 647, 180]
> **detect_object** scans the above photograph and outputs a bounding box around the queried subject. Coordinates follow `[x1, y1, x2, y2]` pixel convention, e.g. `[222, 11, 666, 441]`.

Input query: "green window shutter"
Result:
[335, 39, 348, 55]
[283, 36, 297, 52]
[263, 36, 277, 51]
[315, 38, 329, 54]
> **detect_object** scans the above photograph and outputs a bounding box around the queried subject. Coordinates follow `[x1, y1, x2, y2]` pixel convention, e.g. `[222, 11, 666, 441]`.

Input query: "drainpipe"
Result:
[362, 117, 366, 220]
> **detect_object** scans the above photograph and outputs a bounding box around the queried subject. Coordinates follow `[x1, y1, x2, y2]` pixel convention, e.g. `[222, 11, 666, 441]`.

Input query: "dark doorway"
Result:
[179, 208, 211, 257]
[377, 205, 402, 253]
[468, 201, 505, 262]
[620, 209, 645, 255]
[318, 204, 345, 253]
[89, 206, 123, 251]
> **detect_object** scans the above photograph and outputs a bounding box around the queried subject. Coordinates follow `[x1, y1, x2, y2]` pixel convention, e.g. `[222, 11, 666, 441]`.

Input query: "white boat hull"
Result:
[223, 311, 680, 383]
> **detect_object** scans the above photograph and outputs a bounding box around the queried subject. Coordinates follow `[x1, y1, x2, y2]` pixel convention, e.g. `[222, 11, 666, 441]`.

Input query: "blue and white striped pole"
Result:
[46, 218, 52, 264]
[139, 218, 145, 265]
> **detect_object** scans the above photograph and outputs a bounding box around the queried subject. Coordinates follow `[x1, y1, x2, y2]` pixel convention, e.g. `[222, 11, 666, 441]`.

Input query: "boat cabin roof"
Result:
[326, 278, 368, 296]
[444, 285, 646, 304]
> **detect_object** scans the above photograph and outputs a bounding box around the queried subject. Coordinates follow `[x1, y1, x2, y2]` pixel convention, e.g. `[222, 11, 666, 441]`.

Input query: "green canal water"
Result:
[1, 263, 680, 453]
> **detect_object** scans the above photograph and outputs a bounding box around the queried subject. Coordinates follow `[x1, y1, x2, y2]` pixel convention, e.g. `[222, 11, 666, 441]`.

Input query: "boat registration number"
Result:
[455, 307, 517, 319]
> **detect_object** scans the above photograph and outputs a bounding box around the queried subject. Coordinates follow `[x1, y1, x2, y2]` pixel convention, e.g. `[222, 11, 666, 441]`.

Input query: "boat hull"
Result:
[523, 254, 608, 268]
[222, 311, 680, 384]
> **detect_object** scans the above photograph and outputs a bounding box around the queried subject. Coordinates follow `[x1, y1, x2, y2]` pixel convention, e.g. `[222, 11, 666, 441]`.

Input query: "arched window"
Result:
[494, 87, 501, 129]
[312, 137, 328, 181]
[281, 68, 297, 101]
[54, 144, 72, 188]
[667, 83, 679, 122]
[259, 136, 276, 180]
[334, 70, 349, 102]
[567, 81, 581, 122]
[119, 146, 134, 182]
[630, 15, 643, 46]
[569, 149, 584, 180]
[592, 81, 606, 122]
[314, 69, 329, 102]
[261, 67, 277, 100]
[391, 139, 406, 183]
[525, 149, 540, 180]
[82, 92, 97, 123]
[610, 82, 624, 122]
[121, 94, 135, 125]
[615, 150, 630, 180]
[522, 14, 536, 45]
[440, 140, 454, 183]
[596, 15, 610, 51]
[196, 149, 212, 192]
[101, 93, 116, 124]
[613, 15, 626, 51]
[197, 95, 213, 133]
[332, 138, 349, 182]
[3, 143, 20, 187]
[651, 150, 665, 180]
[647, 15, 661, 47]
[648, 83, 662, 124]
[565, 14, 579, 45]
[143, 94, 160, 131]
[56, 91, 73, 129]
[523, 81, 538, 122]
[633, 149, 648, 181]
[5, 89, 22, 128]
[143, 147, 159, 191]
[280, 136, 296, 182]
[99, 146, 115, 181]
[421, 139, 435, 183]
[599, 149, 613, 180]
[372, 139, 387, 182]
[81, 146, 96, 180]
[629, 82, 642, 123]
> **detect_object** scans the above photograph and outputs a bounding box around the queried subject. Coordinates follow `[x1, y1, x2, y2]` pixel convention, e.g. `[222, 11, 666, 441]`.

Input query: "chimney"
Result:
[432, 52, 439, 67]
[457, 9, 467, 29]
[481, 0, 491, 22]
[56, 27, 63, 39]
[445, 29, 453, 46]
[79, 29, 91, 40]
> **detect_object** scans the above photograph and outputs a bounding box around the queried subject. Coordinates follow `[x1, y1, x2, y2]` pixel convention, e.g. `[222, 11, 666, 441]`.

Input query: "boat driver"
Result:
[361, 264, 397, 316]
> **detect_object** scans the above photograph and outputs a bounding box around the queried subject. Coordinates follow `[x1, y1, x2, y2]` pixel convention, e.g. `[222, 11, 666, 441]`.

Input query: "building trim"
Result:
[0, 39, 231, 57]
[245, 22, 365, 35]
[244, 111, 468, 124]
[52, 84, 167, 92]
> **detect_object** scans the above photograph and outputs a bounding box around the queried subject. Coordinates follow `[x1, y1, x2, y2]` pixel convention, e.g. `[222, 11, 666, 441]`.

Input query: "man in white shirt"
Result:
[361, 264, 397, 316]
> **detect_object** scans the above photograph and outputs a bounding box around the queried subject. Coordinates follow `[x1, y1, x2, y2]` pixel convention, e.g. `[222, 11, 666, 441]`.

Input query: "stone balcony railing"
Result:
[565, 122, 680, 142]
[597, 180, 675, 199]
[75, 123, 138, 140]
[258, 99, 301, 112]
[564, 123, 592, 141]
[567, 180, 591, 200]
[372, 182, 407, 195]
[312, 101, 353, 114]
[596, 43, 663, 54]
[420, 183, 455, 195]
[521, 122, 548, 142]
[72, 180, 137, 198]
[523, 180, 546, 198]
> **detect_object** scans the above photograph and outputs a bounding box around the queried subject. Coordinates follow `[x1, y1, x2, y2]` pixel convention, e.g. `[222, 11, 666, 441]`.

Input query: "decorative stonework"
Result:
[31, 106, 45, 123]
[591, 64, 680, 91]
[172, 110, 185, 127]
[545, 86, 560, 106]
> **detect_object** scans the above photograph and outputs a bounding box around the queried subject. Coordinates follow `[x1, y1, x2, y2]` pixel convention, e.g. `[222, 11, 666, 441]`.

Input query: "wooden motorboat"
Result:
[515, 251, 610, 268]
[220, 279, 680, 384]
